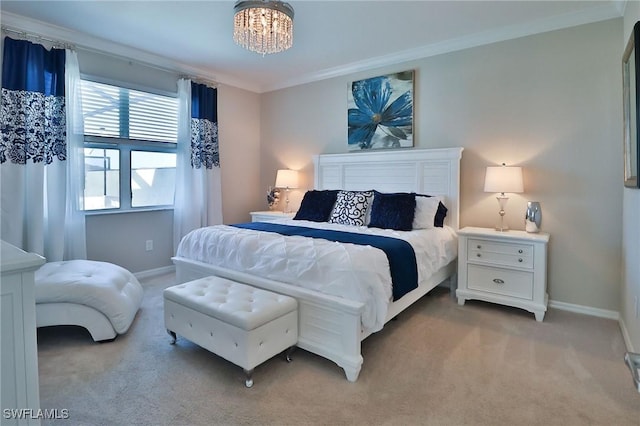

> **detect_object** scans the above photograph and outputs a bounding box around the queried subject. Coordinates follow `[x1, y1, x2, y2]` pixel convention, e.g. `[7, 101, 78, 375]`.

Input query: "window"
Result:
[131, 151, 176, 207]
[81, 79, 179, 211]
[84, 148, 119, 210]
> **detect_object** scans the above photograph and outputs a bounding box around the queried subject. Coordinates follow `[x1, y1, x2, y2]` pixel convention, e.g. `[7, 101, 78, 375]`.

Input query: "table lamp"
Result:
[275, 169, 299, 213]
[484, 163, 524, 231]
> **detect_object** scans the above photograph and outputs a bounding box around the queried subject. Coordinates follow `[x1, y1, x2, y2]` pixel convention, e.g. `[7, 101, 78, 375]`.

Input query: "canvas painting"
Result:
[347, 70, 414, 151]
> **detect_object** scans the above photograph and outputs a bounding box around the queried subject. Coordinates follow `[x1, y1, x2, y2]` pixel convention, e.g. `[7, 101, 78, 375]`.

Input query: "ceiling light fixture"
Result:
[233, 0, 294, 55]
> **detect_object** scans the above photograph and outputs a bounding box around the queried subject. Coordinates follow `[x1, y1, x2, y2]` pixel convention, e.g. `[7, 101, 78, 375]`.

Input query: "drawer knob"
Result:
[518, 258, 523, 263]
[518, 249, 523, 254]
[493, 278, 505, 284]
[476, 253, 481, 258]
[477, 245, 482, 249]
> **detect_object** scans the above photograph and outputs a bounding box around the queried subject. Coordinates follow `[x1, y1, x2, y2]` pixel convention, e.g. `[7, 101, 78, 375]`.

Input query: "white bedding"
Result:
[176, 218, 457, 332]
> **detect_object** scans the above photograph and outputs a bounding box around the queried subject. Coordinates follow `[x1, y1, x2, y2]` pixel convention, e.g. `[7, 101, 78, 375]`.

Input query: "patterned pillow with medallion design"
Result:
[328, 190, 374, 226]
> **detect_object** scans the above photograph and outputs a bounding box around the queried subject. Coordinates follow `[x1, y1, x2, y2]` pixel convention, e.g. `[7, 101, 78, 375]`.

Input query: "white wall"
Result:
[261, 19, 623, 313]
[622, 3, 640, 351]
[218, 84, 262, 224]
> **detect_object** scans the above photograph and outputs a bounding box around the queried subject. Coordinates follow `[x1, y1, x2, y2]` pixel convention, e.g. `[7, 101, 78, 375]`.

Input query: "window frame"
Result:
[80, 76, 179, 214]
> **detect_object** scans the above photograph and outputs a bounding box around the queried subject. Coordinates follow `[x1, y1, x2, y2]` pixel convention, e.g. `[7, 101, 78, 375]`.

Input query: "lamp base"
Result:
[283, 188, 291, 214]
[495, 195, 510, 232]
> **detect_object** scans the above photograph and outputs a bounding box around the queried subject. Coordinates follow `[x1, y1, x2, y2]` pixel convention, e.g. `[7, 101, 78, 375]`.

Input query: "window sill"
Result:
[83, 206, 174, 216]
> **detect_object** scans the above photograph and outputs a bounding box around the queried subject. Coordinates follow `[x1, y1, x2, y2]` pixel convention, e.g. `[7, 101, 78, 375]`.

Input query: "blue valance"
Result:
[2, 37, 65, 95]
[191, 82, 217, 122]
[1, 37, 66, 165]
[190, 82, 219, 169]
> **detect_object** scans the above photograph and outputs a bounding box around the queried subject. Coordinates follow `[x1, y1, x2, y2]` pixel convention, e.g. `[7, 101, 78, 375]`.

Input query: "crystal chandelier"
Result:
[233, 1, 294, 55]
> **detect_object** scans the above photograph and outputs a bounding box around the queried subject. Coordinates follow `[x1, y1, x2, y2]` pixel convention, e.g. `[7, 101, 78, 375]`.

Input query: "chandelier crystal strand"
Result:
[233, 1, 294, 55]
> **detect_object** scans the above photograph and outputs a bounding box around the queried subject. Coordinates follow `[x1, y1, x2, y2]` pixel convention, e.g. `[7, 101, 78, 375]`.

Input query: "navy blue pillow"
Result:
[435, 201, 448, 227]
[293, 190, 339, 222]
[368, 191, 416, 231]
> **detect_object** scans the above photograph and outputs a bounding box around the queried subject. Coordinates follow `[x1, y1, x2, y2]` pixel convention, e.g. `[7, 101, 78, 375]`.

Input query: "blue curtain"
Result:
[190, 82, 219, 169]
[1, 37, 67, 165]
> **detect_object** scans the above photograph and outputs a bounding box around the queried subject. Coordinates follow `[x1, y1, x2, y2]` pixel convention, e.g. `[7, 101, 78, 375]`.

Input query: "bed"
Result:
[172, 147, 463, 381]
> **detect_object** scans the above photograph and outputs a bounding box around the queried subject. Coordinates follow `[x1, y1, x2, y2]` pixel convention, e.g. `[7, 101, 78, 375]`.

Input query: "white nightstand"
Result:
[250, 211, 295, 222]
[456, 226, 550, 321]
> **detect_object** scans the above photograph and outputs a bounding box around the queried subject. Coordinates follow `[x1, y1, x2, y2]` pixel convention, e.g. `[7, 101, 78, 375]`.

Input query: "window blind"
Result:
[81, 80, 178, 143]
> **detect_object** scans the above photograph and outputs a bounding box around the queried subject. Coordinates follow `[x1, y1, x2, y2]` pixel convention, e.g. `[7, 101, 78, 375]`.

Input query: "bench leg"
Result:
[285, 346, 296, 363]
[167, 329, 177, 345]
[244, 369, 254, 388]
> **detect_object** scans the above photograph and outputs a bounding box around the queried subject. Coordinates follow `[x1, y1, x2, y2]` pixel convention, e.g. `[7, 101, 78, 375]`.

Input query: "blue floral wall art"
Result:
[347, 70, 414, 151]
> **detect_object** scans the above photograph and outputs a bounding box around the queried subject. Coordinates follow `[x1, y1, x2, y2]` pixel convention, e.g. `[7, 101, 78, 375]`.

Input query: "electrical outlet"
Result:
[145, 240, 153, 251]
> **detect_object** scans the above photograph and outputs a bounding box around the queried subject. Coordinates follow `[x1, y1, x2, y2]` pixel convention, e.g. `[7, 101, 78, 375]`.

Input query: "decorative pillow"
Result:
[328, 190, 374, 226]
[435, 201, 448, 227]
[368, 192, 416, 231]
[293, 190, 339, 222]
[414, 195, 448, 229]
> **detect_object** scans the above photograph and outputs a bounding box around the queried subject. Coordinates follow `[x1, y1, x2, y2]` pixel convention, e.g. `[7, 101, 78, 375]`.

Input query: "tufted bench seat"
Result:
[164, 276, 298, 387]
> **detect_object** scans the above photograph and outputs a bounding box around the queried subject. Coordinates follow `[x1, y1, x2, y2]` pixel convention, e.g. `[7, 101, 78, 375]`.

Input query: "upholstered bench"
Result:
[164, 276, 298, 387]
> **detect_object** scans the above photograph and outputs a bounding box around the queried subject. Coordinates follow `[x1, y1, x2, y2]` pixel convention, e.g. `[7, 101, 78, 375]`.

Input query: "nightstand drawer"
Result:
[250, 211, 295, 222]
[467, 264, 533, 300]
[468, 238, 533, 268]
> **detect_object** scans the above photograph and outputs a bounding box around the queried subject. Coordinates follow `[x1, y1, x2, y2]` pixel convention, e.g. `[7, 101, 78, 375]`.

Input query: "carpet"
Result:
[36, 272, 640, 425]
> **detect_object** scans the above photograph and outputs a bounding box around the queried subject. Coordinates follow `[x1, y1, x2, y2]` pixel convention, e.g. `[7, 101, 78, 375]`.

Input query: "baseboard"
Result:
[134, 265, 175, 281]
[549, 299, 620, 320]
[619, 318, 636, 353]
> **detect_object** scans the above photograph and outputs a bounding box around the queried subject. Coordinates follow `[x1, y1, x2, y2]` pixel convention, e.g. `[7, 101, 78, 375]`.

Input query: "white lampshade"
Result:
[484, 165, 524, 194]
[275, 169, 299, 189]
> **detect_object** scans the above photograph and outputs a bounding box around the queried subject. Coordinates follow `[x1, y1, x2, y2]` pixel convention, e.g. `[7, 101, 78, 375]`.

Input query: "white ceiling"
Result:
[0, 1, 626, 93]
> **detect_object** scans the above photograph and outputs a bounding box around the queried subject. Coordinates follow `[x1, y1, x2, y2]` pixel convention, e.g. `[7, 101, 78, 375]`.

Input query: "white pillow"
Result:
[413, 196, 442, 229]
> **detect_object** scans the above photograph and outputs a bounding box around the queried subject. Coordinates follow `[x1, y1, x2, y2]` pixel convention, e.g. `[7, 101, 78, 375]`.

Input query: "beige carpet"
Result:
[36, 273, 639, 425]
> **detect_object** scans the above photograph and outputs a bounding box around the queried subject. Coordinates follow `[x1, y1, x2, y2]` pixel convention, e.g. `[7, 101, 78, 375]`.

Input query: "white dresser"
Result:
[456, 227, 550, 321]
[250, 211, 295, 222]
[1, 241, 45, 425]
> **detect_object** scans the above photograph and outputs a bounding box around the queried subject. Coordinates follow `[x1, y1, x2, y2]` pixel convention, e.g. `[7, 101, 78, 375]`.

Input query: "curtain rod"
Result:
[1, 25, 218, 88]
[1, 26, 75, 50]
[179, 75, 218, 89]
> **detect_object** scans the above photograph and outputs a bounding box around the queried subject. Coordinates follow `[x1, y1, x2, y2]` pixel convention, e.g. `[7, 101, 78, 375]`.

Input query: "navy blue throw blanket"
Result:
[232, 222, 418, 301]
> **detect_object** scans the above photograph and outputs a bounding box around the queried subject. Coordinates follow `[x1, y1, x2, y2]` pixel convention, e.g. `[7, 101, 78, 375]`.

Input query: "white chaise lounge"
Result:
[35, 260, 144, 342]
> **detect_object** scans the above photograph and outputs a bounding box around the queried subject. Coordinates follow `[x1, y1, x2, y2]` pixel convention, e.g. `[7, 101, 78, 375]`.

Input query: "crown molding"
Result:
[1, 3, 624, 95]
[262, 2, 623, 93]
[0, 12, 259, 93]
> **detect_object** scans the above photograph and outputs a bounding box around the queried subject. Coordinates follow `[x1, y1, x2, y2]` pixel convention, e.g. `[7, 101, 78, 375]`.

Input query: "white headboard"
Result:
[313, 147, 464, 230]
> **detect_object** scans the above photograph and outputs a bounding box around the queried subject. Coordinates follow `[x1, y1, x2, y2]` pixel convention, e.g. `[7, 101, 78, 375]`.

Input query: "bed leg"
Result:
[167, 329, 177, 345]
[244, 369, 254, 388]
[449, 271, 458, 300]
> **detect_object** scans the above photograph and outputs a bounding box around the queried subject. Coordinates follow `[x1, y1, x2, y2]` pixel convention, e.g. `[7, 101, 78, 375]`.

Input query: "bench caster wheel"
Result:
[244, 369, 254, 388]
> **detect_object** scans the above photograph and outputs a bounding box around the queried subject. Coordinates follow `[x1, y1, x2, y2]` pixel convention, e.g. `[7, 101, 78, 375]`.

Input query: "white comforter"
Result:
[176, 219, 457, 332]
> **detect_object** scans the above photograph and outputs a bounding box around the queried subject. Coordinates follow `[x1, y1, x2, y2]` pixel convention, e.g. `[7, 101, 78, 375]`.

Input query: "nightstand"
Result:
[456, 226, 550, 321]
[250, 211, 295, 222]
